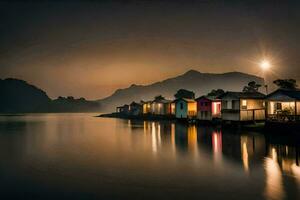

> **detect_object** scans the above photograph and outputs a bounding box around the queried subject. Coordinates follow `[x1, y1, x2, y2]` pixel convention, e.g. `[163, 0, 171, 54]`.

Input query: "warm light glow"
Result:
[171, 103, 176, 114]
[260, 60, 271, 70]
[242, 100, 247, 107]
[158, 124, 161, 145]
[264, 151, 285, 200]
[171, 123, 176, 153]
[188, 125, 197, 153]
[188, 102, 197, 116]
[212, 131, 222, 154]
[212, 102, 221, 116]
[270, 101, 275, 114]
[291, 164, 300, 185]
[242, 142, 249, 173]
[272, 148, 277, 160]
[212, 131, 222, 164]
[151, 122, 157, 153]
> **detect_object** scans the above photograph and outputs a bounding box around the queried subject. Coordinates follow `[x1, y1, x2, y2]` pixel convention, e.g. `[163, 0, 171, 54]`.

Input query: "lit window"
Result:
[242, 100, 247, 106]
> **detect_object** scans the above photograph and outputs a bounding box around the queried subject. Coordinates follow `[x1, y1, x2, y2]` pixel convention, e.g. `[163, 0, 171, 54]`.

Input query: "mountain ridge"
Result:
[0, 78, 51, 113]
[106, 70, 263, 95]
[0, 78, 101, 113]
[98, 70, 265, 112]
[0, 70, 264, 113]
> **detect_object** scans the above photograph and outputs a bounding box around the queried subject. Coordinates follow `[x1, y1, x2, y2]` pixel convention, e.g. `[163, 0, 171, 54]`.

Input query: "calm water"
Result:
[0, 114, 299, 200]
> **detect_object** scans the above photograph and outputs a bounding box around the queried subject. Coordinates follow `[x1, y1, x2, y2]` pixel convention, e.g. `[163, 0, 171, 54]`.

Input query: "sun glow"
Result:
[260, 60, 271, 71]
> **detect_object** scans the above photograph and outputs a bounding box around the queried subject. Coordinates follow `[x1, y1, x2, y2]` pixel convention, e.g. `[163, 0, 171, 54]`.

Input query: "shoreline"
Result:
[97, 112, 178, 122]
[97, 112, 265, 131]
[98, 112, 300, 133]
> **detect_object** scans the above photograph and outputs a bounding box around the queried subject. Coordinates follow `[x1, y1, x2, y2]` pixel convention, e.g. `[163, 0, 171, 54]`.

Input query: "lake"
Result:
[0, 113, 299, 200]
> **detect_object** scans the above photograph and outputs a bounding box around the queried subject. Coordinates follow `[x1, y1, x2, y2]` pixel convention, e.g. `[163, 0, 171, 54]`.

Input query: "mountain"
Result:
[98, 70, 264, 112]
[0, 78, 101, 113]
[40, 96, 101, 113]
[0, 78, 51, 113]
[0, 70, 264, 113]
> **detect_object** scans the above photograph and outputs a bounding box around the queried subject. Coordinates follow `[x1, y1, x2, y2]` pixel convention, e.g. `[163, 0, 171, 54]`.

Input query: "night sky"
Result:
[0, 0, 300, 99]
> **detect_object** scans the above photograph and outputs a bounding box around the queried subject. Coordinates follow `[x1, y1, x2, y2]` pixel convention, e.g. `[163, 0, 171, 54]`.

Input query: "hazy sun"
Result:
[260, 60, 271, 71]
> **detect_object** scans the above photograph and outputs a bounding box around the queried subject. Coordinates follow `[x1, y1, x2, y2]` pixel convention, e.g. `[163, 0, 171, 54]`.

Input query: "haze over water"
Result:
[0, 114, 299, 199]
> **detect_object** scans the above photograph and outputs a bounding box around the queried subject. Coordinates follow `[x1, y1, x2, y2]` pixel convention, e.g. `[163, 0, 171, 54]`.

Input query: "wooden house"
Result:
[116, 104, 130, 114]
[142, 101, 152, 114]
[196, 96, 221, 120]
[129, 101, 143, 116]
[219, 92, 266, 122]
[265, 89, 300, 121]
[150, 99, 173, 115]
[174, 98, 197, 119]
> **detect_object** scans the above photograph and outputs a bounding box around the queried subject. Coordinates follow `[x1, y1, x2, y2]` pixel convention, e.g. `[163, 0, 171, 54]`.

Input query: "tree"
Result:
[207, 89, 225, 97]
[273, 79, 298, 89]
[174, 89, 195, 99]
[243, 81, 262, 92]
[67, 96, 75, 100]
[154, 95, 165, 101]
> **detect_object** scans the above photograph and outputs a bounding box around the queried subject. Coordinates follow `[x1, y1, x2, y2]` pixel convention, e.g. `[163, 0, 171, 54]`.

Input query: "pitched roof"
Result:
[142, 101, 152, 104]
[152, 99, 172, 103]
[130, 101, 142, 106]
[173, 98, 196, 103]
[219, 91, 266, 99]
[266, 89, 300, 100]
[196, 95, 220, 101]
[117, 104, 129, 108]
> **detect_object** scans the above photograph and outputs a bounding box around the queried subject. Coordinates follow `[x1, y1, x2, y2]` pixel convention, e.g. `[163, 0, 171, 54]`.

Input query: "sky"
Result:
[0, 0, 300, 99]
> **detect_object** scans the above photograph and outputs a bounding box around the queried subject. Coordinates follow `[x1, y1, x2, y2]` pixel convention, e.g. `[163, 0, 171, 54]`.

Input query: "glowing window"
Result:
[242, 100, 247, 106]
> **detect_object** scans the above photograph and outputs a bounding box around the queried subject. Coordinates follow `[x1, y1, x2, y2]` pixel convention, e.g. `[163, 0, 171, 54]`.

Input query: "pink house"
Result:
[196, 96, 221, 120]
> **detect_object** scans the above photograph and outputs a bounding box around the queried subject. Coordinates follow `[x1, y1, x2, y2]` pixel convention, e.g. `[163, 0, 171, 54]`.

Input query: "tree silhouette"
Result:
[154, 95, 165, 101]
[207, 89, 225, 97]
[243, 81, 262, 92]
[273, 79, 298, 89]
[174, 89, 195, 99]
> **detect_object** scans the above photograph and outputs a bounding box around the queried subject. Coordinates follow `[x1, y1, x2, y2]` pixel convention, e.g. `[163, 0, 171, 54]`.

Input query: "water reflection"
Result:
[264, 148, 285, 200]
[212, 131, 222, 164]
[126, 119, 300, 199]
[126, 120, 300, 169]
[0, 115, 299, 199]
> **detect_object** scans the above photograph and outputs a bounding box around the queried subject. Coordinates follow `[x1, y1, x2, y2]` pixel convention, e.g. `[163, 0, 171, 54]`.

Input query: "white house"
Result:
[220, 91, 266, 121]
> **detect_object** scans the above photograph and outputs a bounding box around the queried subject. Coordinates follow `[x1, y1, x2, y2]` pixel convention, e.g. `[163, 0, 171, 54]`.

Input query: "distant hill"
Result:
[39, 96, 101, 113]
[0, 70, 264, 113]
[0, 78, 101, 113]
[0, 78, 51, 113]
[98, 70, 264, 112]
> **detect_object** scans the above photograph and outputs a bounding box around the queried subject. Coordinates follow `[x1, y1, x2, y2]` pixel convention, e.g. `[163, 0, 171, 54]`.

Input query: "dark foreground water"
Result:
[0, 114, 299, 200]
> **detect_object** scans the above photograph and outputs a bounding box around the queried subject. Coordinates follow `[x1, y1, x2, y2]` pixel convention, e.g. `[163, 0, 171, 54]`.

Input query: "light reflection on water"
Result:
[0, 114, 299, 199]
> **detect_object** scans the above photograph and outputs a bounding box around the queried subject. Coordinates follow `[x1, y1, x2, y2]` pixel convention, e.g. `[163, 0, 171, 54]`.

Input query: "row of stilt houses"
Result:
[116, 88, 300, 123]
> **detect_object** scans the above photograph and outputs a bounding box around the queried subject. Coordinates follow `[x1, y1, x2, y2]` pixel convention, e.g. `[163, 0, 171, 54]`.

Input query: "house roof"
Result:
[195, 95, 220, 101]
[219, 91, 266, 100]
[117, 104, 129, 108]
[266, 89, 300, 101]
[173, 98, 196, 103]
[130, 101, 142, 106]
[142, 101, 152, 104]
[152, 99, 172, 104]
